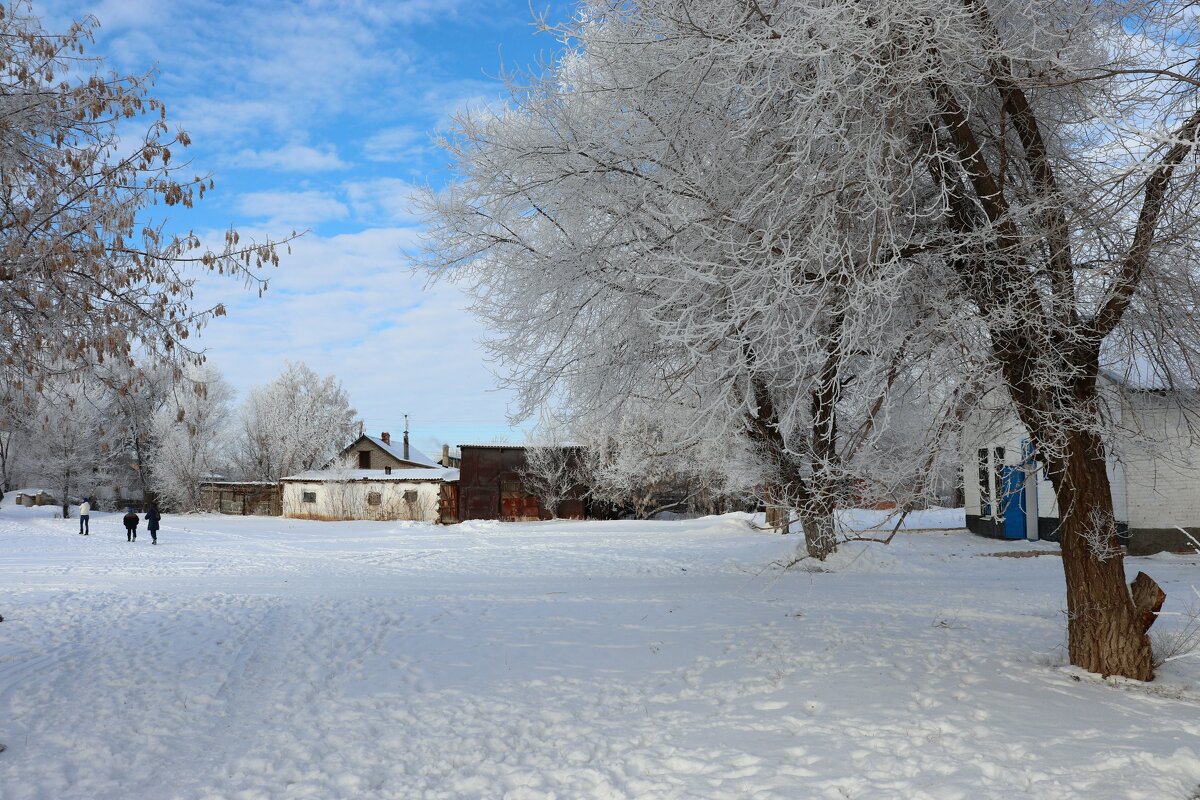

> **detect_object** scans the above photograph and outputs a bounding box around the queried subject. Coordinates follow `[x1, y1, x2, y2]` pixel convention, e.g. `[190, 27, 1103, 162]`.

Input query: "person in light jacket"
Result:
[122, 508, 139, 542]
[78, 498, 90, 535]
[145, 503, 161, 545]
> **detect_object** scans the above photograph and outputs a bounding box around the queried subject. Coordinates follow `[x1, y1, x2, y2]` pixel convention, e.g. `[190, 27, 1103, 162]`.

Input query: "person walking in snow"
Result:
[122, 508, 139, 542]
[78, 498, 90, 535]
[145, 503, 161, 545]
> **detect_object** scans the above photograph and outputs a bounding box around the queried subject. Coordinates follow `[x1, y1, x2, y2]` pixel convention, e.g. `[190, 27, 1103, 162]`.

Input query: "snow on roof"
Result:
[1099, 342, 1199, 392]
[458, 442, 583, 450]
[200, 480, 279, 487]
[363, 435, 442, 468]
[9, 487, 56, 497]
[281, 468, 459, 483]
[458, 443, 524, 449]
[1100, 356, 1170, 392]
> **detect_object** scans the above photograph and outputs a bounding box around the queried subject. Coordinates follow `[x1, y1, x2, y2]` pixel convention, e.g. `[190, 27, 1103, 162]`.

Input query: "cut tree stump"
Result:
[1130, 571, 1166, 634]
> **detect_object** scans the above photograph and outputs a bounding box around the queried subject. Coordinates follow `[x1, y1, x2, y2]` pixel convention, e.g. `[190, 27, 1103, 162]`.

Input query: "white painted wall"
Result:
[1114, 395, 1200, 529]
[960, 389, 1067, 528]
[282, 479, 444, 522]
[963, 380, 1200, 532]
[960, 390, 1030, 519]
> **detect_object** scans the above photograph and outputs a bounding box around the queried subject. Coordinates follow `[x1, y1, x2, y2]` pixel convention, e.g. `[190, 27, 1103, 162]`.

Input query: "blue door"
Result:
[1000, 465, 1026, 540]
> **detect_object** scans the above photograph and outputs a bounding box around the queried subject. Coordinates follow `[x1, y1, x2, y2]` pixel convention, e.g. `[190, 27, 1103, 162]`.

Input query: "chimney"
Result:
[381, 431, 390, 445]
[442, 444, 450, 467]
[385, 466, 392, 475]
[403, 430, 410, 460]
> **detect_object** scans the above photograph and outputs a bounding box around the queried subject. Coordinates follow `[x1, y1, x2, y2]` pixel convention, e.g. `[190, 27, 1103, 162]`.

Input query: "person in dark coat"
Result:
[122, 508, 139, 542]
[145, 503, 161, 545]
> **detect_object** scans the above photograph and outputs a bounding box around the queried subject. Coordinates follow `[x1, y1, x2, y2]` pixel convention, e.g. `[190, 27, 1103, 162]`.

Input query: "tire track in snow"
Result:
[0, 641, 82, 708]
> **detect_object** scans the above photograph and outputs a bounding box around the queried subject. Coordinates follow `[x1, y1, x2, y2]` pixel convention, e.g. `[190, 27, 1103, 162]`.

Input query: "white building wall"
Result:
[1099, 380, 1127, 524]
[282, 479, 444, 522]
[961, 377, 1200, 552]
[960, 391, 1032, 519]
[1114, 397, 1200, 529]
[1035, 470, 1058, 520]
[962, 384, 1151, 525]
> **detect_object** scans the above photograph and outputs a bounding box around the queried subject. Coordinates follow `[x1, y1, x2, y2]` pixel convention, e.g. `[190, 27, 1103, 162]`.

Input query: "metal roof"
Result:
[281, 467, 459, 483]
[358, 434, 442, 467]
[457, 443, 525, 450]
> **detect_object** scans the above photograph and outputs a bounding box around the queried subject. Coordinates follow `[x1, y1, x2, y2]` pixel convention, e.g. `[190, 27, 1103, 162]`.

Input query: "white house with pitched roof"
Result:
[342, 430, 450, 470]
[279, 431, 459, 522]
[280, 466, 458, 522]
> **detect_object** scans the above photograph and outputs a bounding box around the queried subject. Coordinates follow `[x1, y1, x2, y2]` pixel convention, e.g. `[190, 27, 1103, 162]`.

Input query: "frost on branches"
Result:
[421, 0, 1200, 679]
[233, 362, 359, 483]
[420, 2, 956, 560]
[519, 434, 580, 520]
[147, 366, 234, 512]
[29, 378, 114, 518]
[0, 4, 293, 386]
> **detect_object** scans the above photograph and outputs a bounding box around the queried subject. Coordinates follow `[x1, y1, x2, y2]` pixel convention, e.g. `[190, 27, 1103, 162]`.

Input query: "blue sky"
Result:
[42, 0, 574, 454]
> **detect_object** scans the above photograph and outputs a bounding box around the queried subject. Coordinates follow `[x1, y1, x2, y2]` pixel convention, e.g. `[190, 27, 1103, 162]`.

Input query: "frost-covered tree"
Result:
[148, 365, 234, 511]
[0, 378, 39, 493]
[26, 379, 113, 517]
[573, 402, 753, 520]
[423, 0, 1200, 679]
[234, 362, 358, 482]
[693, 0, 1200, 681]
[98, 360, 173, 501]
[421, 2, 955, 558]
[519, 434, 579, 519]
[0, 3, 291, 384]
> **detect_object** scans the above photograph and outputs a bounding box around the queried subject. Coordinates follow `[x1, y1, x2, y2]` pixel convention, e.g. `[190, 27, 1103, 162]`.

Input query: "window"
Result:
[367, 491, 382, 506]
[977, 448, 991, 517]
[403, 490, 418, 504]
[358, 450, 371, 469]
[302, 491, 317, 503]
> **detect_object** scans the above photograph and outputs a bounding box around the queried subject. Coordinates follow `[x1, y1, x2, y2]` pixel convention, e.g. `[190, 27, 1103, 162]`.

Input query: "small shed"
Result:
[14, 489, 56, 507]
[199, 481, 282, 516]
[456, 444, 586, 522]
[280, 467, 459, 522]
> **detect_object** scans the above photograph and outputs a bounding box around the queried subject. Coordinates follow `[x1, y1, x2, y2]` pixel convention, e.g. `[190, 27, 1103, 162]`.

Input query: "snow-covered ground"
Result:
[1, 501, 1198, 800]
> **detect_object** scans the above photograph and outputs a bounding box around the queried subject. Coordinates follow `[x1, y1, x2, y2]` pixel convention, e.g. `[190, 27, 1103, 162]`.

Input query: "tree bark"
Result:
[744, 377, 837, 556]
[1130, 572, 1166, 635]
[764, 484, 790, 534]
[1053, 430, 1154, 680]
[800, 500, 837, 561]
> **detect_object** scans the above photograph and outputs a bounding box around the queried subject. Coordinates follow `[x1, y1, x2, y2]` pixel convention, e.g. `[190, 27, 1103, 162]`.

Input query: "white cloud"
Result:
[28, 0, 550, 445]
[362, 125, 431, 163]
[236, 190, 349, 230]
[191, 227, 519, 445]
[234, 143, 348, 172]
[343, 178, 424, 226]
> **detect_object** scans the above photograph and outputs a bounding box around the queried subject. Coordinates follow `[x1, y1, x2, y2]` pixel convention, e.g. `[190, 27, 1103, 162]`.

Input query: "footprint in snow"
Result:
[752, 700, 789, 711]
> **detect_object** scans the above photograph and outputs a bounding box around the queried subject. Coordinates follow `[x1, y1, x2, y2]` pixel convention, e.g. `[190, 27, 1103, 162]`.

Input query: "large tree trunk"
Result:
[800, 499, 837, 560]
[1053, 430, 1154, 680]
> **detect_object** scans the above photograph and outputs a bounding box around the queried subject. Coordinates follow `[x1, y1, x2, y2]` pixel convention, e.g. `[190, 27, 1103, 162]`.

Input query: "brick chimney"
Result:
[442, 444, 450, 467]
[403, 430, 409, 460]
[381, 432, 390, 445]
